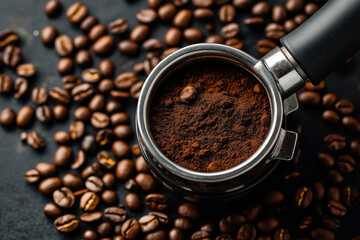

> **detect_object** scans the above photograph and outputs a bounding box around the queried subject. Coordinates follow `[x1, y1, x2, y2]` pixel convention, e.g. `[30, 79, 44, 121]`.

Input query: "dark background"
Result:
[0, 0, 359, 239]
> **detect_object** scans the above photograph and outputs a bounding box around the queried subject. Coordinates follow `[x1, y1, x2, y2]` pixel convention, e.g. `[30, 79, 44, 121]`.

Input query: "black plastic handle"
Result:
[280, 0, 360, 85]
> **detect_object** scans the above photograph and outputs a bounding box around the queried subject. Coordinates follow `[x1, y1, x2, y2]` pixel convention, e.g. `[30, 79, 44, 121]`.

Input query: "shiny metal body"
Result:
[136, 44, 304, 199]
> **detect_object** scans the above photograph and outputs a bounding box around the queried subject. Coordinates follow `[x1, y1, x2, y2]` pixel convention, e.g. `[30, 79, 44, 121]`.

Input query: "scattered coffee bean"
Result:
[257, 39, 277, 55]
[322, 93, 337, 107]
[38, 177, 62, 195]
[76, 50, 92, 67]
[55, 35, 73, 57]
[53, 187, 75, 208]
[158, 4, 177, 21]
[72, 83, 95, 102]
[80, 191, 100, 211]
[118, 40, 139, 56]
[286, 0, 304, 13]
[25, 131, 45, 150]
[322, 110, 340, 124]
[324, 134, 346, 151]
[126, 192, 143, 211]
[295, 186, 313, 208]
[81, 16, 98, 32]
[36, 105, 52, 123]
[74, 35, 89, 49]
[327, 200, 347, 217]
[237, 223, 256, 240]
[81, 212, 103, 223]
[178, 202, 201, 219]
[136, 9, 158, 23]
[54, 146, 73, 167]
[53, 104, 68, 121]
[252, 1, 271, 16]
[122, 219, 140, 239]
[135, 173, 157, 192]
[0, 108, 16, 127]
[0, 30, 19, 49]
[335, 99, 354, 115]
[25, 169, 40, 183]
[41, 25, 58, 45]
[43, 202, 62, 218]
[109, 18, 128, 35]
[54, 214, 79, 232]
[3, 45, 21, 67]
[102, 190, 119, 205]
[104, 206, 127, 223]
[45, 0, 62, 17]
[93, 35, 115, 55]
[66, 2, 88, 23]
[14, 77, 28, 99]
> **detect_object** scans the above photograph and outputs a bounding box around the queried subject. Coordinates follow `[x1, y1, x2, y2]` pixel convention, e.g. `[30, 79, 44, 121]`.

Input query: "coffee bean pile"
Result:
[1, 0, 360, 239]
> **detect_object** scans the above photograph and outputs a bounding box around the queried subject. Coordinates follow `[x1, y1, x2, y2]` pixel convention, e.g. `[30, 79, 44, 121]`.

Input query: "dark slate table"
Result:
[0, 0, 359, 239]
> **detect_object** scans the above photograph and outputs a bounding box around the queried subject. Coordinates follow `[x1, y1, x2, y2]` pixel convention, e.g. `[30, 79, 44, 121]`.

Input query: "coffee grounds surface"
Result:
[150, 61, 271, 172]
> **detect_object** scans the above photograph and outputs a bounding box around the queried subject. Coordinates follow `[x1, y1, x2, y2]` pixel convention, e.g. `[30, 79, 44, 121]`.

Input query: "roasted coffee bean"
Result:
[206, 35, 224, 44]
[178, 202, 200, 219]
[337, 155, 356, 173]
[144, 57, 160, 75]
[135, 156, 148, 172]
[98, 221, 113, 236]
[54, 131, 71, 145]
[72, 83, 95, 102]
[118, 40, 139, 56]
[67, 2, 87, 23]
[139, 214, 159, 233]
[55, 35, 73, 56]
[173, 9, 192, 28]
[147, 0, 162, 8]
[219, 4, 236, 22]
[72, 150, 86, 169]
[295, 186, 313, 208]
[81, 212, 103, 223]
[114, 72, 138, 90]
[136, 9, 157, 23]
[62, 173, 83, 190]
[146, 230, 167, 240]
[41, 25, 57, 45]
[130, 25, 150, 43]
[0, 108, 16, 128]
[169, 228, 184, 240]
[243, 17, 265, 27]
[81, 16, 98, 32]
[115, 159, 135, 181]
[327, 200, 347, 217]
[74, 35, 89, 49]
[114, 125, 133, 140]
[313, 182, 325, 200]
[16, 105, 34, 127]
[93, 35, 115, 55]
[342, 185, 359, 207]
[73, 106, 91, 121]
[3, 45, 21, 67]
[81, 134, 97, 153]
[191, 230, 211, 240]
[112, 141, 131, 159]
[322, 110, 340, 124]
[62, 75, 81, 92]
[125, 179, 141, 192]
[14, 77, 28, 99]
[226, 214, 246, 226]
[54, 146, 73, 167]
[102, 173, 115, 189]
[335, 99, 354, 115]
[53, 104, 68, 121]
[174, 0, 188, 6]
[143, 38, 164, 55]
[317, 152, 335, 168]
[327, 187, 340, 201]
[252, 1, 270, 16]
[298, 91, 321, 106]
[36, 162, 56, 178]
[88, 94, 105, 112]
[69, 121, 85, 140]
[82, 68, 101, 83]
[342, 116, 360, 133]
[96, 129, 114, 148]
[149, 211, 169, 224]
[350, 140, 360, 157]
[193, 0, 213, 7]
[322, 93, 337, 107]
[39, 177, 62, 195]
[219, 218, 236, 234]
[286, 0, 304, 13]
[328, 169, 344, 184]
[274, 228, 290, 240]
[264, 190, 284, 205]
[237, 223, 256, 240]
[324, 134, 346, 151]
[91, 112, 109, 129]
[54, 214, 79, 232]
[81, 163, 102, 179]
[257, 217, 279, 232]
[89, 24, 107, 42]
[225, 38, 243, 50]
[97, 151, 116, 169]
[17, 63, 36, 78]
[158, 4, 177, 21]
[25, 169, 40, 183]
[233, 0, 253, 9]
[183, 28, 203, 43]
[135, 173, 156, 192]
[31, 87, 48, 105]
[298, 216, 313, 230]
[126, 193, 142, 211]
[80, 191, 100, 211]
[25, 131, 45, 150]
[322, 215, 341, 229]
[221, 23, 240, 39]
[104, 206, 127, 223]
[85, 176, 104, 192]
[272, 5, 287, 22]
[76, 50, 92, 67]
[99, 60, 114, 78]
[257, 39, 277, 55]
[53, 187, 75, 208]
[97, 79, 114, 93]
[43, 203, 62, 218]
[102, 190, 119, 205]
[265, 23, 286, 40]
[57, 58, 74, 75]
[0, 30, 19, 49]
[122, 219, 140, 239]
[305, 2, 319, 16]
[0, 74, 13, 94]
[83, 229, 100, 240]
[174, 217, 193, 231]
[111, 112, 130, 125]
[305, 81, 325, 91]
[109, 18, 128, 35]
[311, 228, 335, 240]
[36, 105, 52, 123]
[193, 8, 214, 20]
[45, 0, 62, 17]
[294, 14, 308, 25]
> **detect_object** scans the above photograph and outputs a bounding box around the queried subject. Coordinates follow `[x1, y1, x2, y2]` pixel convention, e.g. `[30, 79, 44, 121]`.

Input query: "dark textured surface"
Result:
[0, 0, 360, 239]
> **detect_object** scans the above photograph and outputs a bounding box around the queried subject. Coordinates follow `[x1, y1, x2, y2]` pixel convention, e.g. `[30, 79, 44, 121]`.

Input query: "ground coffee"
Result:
[150, 61, 271, 172]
